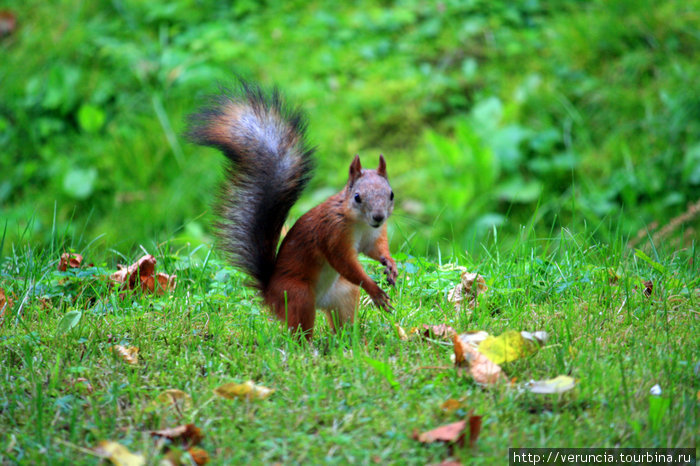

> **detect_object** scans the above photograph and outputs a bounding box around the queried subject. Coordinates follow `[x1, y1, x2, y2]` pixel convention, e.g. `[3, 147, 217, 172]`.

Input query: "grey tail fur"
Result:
[186, 80, 315, 291]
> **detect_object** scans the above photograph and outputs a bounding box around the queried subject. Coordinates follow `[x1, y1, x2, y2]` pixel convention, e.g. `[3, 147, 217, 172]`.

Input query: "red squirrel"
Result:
[187, 81, 397, 339]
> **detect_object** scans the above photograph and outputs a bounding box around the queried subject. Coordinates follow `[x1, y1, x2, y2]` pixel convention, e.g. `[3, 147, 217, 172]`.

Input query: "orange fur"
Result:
[264, 161, 396, 340]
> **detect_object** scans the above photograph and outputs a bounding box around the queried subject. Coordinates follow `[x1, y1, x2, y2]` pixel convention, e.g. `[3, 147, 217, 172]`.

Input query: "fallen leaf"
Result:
[451, 331, 490, 365]
[110, 255, 157, 292]
[188, 447, 210, 465]
[453, 334, 505, 385]
[478, 330, 537, 365]
[112, 345, 139, 365]
[468, 415, 483, 447]
[416, 420, 467, 443]
[526, 375, 575, 394]
[214, 380, 274, 400]
[150, 424, 203, 448]
[422, 324, 457, 339]
[58, 253, 83, 271]
[94, 440, 145, 466]
[395, 323, 408, 341]
[414, 414, 482, 447]
[152, 389, 193, 412]
[520, 331, 549, 345]
[454, 331, 489, 348]
[440, 398, 462, 413]
[56, 310, 82, 335]
[155, 272, 177, 295]
[447, 272, 488, 310]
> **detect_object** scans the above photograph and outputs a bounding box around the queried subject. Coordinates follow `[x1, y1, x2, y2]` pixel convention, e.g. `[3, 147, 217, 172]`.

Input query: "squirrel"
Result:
[186, 80, 397, 340]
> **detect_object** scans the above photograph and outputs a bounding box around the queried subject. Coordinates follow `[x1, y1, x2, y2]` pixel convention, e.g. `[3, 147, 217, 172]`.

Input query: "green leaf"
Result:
[62, 167, 97, 200]
[77, 104, 105, 133]
[496, 178, 543, 203]
[364, 357, 400, 390]
[648, 394, 669, 431]
[634, 249, 666, 275]
[56, 310, 82, 335]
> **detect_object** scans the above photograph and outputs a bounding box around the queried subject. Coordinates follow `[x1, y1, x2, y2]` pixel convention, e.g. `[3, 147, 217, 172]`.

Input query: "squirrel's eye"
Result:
[354, 193, 362, 203]
[390, 191, 394, 201]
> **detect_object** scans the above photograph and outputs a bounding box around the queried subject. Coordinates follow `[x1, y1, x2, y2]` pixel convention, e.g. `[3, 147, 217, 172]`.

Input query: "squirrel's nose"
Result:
[372, 214, 385, 223]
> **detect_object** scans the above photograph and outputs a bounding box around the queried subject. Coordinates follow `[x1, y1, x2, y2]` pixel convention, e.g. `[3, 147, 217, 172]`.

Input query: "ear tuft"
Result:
[377, 154, 387, 178]
[348, 154, 362, 187]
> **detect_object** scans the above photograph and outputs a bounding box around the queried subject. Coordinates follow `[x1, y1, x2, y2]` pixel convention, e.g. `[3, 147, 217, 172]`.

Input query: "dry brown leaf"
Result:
[447, 272, 487, 310]
[58, 253, 83, 271]
[188, 447, 210, 465]
[110, 255, 156, 290]
[422, 324, 457, 339]
[150, 424, 203, 448]
[415, 420, 467, 443]
[414, 413, 481, 448]
[109, 255, 176, 295]
[468, 415, 483, 447]
[214, 380, 274, 400]
[94, 440, 145, 466]
[451, 332, 489, 364]
[453, 334, 505, 385]
[155, 272, 177, 295]
[112, 345, 139, 365]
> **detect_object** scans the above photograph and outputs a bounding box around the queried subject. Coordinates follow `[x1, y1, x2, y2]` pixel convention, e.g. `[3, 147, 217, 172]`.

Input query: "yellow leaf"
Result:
[440, 398, 462, 413]
[213, 380, 274, 400]
[152, 389, 192, 411]
[112, 345, 139, 365]
[394, 323, 408, 341]
[478, 330, 536, 365]
[527, 375, 576, 394]
[94, 440, 145, 466]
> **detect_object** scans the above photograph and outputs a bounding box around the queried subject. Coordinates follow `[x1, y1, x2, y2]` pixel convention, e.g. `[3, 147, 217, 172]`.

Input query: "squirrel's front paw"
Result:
[371, 288, 393, 312]
[380, 256, 398, 286]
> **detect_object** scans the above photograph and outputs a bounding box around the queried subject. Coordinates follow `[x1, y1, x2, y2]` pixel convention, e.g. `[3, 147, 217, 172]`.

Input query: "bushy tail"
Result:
[186, 80, 315, 291]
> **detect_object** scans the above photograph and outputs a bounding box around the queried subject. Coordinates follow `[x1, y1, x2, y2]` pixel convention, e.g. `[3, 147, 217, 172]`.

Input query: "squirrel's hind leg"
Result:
[320, 278, 360, 333]
[265, 280, 316, 340]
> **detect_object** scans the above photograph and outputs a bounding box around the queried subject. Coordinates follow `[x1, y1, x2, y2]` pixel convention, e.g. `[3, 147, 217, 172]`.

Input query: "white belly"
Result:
[314, 262, 339, 308]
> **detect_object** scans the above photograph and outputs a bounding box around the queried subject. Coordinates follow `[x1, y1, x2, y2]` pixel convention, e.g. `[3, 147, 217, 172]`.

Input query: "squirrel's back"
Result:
[186, 81, 315, 290]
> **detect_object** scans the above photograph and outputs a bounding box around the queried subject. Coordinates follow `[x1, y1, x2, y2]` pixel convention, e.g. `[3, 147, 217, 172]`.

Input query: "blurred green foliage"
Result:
[1, 0, 699, 256]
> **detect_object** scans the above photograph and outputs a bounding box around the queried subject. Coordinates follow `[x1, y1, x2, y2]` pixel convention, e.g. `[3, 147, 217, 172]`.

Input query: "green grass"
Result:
[1, 225, 697, 464]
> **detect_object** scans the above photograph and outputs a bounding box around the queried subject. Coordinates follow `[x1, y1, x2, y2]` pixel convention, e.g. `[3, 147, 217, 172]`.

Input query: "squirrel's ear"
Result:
[348, 154, 362, 186]
[377, 154, 387, 178]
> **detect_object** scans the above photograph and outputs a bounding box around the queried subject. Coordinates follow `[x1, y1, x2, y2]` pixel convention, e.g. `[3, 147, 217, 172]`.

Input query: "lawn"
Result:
[1, 227, 697, 464]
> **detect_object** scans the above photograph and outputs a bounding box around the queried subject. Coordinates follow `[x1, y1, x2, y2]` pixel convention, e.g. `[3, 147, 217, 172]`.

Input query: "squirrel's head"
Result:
[345, 154, 394, 229]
